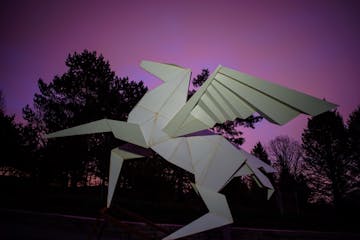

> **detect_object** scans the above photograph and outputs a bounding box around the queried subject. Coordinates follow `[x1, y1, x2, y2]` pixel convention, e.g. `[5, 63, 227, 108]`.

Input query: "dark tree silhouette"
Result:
[248, 141, 273, 197]
[23, 50, 147, 187]
[0, 90, 4, 114]
[268, 136, 308, 215]
[251, 141, 270, 164]
[192, 69, 210, 88]
[189, 69, 262, 145]
[302, 110, 353, 208]
[348, 105, 360, 177]
[250, 141, 271, 188]
[0, 91, 28, 176]
[268, 136, 303, 184]
[0, 109, 20, 175]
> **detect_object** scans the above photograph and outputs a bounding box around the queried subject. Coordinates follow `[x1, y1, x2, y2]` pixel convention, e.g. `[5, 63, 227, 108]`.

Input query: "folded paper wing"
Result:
[164, 65, 337, 137]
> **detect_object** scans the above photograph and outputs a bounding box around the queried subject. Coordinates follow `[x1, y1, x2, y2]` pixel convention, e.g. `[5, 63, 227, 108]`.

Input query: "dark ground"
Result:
[1, 208, 360, 240]
[1, 176, 360, 239]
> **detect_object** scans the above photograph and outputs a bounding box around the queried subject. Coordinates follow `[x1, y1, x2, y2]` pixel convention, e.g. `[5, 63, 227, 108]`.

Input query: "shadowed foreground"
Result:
[1, 208, 359, 240]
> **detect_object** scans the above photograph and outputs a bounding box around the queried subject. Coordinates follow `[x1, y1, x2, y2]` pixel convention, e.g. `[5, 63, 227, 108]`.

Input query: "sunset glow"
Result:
[1, 0, 359, 150]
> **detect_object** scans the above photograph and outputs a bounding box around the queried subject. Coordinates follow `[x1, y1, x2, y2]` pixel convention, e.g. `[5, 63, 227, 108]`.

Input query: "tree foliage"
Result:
[0, 90, 4, 114]
[251, 141, 270, 165]
[23, 50, 148, 187]
[268, 136, 303, 186]
[267, 136, 309, 215]
[348, 105, 360, 177]
[302, 110, 354, 207]
[248, 141, 271, 189]
[0, 110, 22, 175]
[0, 91, 33, 176]
[192, 69, 210, 88]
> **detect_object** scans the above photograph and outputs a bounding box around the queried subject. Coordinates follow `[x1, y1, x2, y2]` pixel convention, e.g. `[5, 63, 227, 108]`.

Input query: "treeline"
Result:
[1, 50, 359, 225]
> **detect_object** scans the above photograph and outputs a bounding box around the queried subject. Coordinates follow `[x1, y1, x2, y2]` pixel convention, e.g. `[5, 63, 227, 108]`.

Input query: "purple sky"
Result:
[1, 0, 360, 151]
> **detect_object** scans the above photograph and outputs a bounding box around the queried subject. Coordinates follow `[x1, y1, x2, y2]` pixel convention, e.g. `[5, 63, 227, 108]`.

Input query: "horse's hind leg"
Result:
[163, 184, 233, 240]
[161, 134, 274, 240]
[162, 135, 243, 240]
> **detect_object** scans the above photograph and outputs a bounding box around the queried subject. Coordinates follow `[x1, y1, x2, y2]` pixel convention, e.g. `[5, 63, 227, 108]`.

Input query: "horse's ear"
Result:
[140, 60, 190, 82]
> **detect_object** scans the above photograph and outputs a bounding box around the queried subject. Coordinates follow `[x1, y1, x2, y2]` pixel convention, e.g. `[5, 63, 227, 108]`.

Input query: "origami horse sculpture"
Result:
[47, 61, 336, 240]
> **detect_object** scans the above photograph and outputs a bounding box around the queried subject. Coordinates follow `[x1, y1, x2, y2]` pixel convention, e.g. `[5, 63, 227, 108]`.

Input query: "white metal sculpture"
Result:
[47, 61, 336, 240]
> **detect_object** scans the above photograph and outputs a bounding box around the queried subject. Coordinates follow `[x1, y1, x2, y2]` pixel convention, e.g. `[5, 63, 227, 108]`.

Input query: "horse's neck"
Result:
[128, 74, 190, 127]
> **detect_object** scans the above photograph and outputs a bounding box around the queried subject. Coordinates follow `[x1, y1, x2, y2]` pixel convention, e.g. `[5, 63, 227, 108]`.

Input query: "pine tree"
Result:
[23, 50, 148, 187]
[302, 110, 351, 208]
